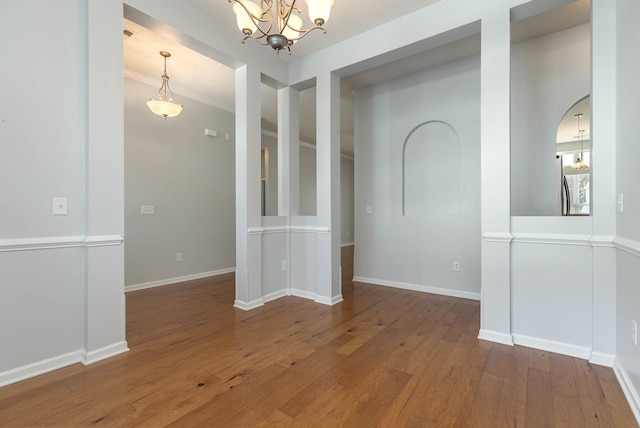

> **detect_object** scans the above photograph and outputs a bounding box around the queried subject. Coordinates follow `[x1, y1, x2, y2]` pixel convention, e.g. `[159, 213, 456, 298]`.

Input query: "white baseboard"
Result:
[512, 333, 591, 360]
[262, 289, 289, 304]
[341, 242, 354, 248]
[478, 329, 514, 346]
[0, 350, 83, 388]
[234, 298, 265, 311]
[614, 359, 640, 425]
[290, 288, 318, 301]
[0, 340, 129, 387]
[353, 276, 481, 301]
[589, 351, 615, 367]
[81, 341, 129, 365]
[125, 268, 236, 292]
[315, 294, 344, 306]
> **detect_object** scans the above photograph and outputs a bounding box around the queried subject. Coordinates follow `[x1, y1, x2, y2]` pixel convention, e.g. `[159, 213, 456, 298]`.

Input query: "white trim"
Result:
[614, 359, 640, 425]
[125, 268, 236, 292]
[511, 333, 592, 360]
[589, 235, 616, 248]
[81, 341, 129, 365]
[315, 294, 344, 306]
[248, 226, 330, 235]
[124, 68, 234, 113]
[614, 236, 640, 258]
[290, 288, 318, 301]
[478, 330, 514, 346]
[341, 242, 354, 248]
[0, 350, 83, 388]
[0, 235, 123, 252]
[234, 298, 265, 311]
[481, 232, 513, 243]
[353, 276, 481, 301]
[511, 232, 592, 246]
[262, 289, 289, 303]
[588, 352, 615, 367]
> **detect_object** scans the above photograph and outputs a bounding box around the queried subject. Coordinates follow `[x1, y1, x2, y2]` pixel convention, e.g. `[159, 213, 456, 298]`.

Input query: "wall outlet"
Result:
[52, 197, 68, 215]
[176, 252, 183, 262]
[453, 261, 460, 272]
[281, 260, 287, 271]
[632, 320, 638, 346]
[366, 205, 372, 214]
[141, 205, 155, 215]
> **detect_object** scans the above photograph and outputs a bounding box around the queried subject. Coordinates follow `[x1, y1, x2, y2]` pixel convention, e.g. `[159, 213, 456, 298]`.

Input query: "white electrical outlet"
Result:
[141, 205, 155, 215]
[453, 261, 460, 272]
[632, 320, 638, 346]
[281, 260, 287, 271]
[366, 205, 372, 214]
[52, 197, 68, 215]
[176, 252, 183, 262]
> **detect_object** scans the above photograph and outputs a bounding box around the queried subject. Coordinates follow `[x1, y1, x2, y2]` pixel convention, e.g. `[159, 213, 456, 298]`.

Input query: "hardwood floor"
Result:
[0, 246, 636, 427]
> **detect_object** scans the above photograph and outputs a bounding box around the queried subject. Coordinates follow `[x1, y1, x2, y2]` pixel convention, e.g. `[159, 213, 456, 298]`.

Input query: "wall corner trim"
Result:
[81, 341, 129, 365]
[478, 330, 514, 346]
[589, 352, 615, 367]
[481, 232, 513, 243]
[234, 299, 265, 311]
[315, 295, 344, 306]
[614, 359, 640, 426]
[613, 236, 640, 258]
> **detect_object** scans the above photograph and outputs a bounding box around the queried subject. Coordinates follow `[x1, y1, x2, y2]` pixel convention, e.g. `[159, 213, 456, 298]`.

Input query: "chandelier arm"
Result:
[287, 24, 326, 42]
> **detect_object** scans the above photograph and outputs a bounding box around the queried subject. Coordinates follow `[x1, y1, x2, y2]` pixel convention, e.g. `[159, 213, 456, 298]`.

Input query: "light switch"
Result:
[52, 197, 68, 215]
[141, 205, 155, 215]
[617, 193, 624, 213]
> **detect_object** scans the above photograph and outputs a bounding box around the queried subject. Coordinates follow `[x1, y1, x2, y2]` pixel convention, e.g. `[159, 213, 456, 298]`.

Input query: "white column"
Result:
[84, 0, 129, 363]
[315, 72, 342, 305]
[235, 64, 264, 310]
[478, 8, 513, 346]
[589, 0, 617, 364]
[278, 86, 300, 216]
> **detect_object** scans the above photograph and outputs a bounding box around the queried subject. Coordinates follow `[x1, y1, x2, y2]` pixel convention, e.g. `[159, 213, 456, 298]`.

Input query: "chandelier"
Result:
[147, 51, 183, 119]
[571, 113, 588, 170]
[229, 0, 334, 53]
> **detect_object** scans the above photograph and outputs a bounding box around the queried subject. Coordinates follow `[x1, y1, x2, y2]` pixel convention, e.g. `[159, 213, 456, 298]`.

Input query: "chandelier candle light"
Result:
[230, 0, 334, 53]
[147, 51, 183, 119]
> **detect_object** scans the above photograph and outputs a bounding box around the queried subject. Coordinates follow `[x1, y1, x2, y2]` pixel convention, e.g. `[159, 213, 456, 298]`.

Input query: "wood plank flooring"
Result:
[0, 246, 636, 427]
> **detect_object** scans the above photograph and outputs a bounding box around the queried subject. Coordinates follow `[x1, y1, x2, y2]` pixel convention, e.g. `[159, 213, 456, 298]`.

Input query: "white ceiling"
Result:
[123, 0, 590, 156]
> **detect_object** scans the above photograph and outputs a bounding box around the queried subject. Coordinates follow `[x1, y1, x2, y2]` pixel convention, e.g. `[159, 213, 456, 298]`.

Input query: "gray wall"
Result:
[124, 77, 236, 286]
[0, 0, 88, 373]
[354, 55, 481, 297]
[510, 24, 591, 216]
[616, 0, 640, 408]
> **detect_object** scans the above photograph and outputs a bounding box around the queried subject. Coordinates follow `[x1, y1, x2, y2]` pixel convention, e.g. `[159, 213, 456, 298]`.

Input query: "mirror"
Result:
[555, 95, 590, 216]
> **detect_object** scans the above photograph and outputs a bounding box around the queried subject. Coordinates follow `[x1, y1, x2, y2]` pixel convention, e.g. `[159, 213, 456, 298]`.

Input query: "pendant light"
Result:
[571, 113, 588, 170]
[147, 51, 183, 119]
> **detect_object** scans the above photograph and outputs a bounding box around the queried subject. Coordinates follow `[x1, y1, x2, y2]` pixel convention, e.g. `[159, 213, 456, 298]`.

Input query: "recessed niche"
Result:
[402, 120, 460, 216]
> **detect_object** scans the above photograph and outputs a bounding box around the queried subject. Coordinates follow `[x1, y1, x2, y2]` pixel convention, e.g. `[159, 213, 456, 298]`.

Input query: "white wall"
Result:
[299, 145, 317, 216]
[354, 55, 481, 299]
[511, 24, 591, 216]
[124, 77, 236, 287]
[1, 0, 127, 382]
[615, 0, 640, 419]
[341, 157, 355, 245]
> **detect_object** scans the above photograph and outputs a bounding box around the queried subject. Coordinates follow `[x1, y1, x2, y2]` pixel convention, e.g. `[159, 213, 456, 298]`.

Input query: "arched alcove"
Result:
[402, 120, 461, 216]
